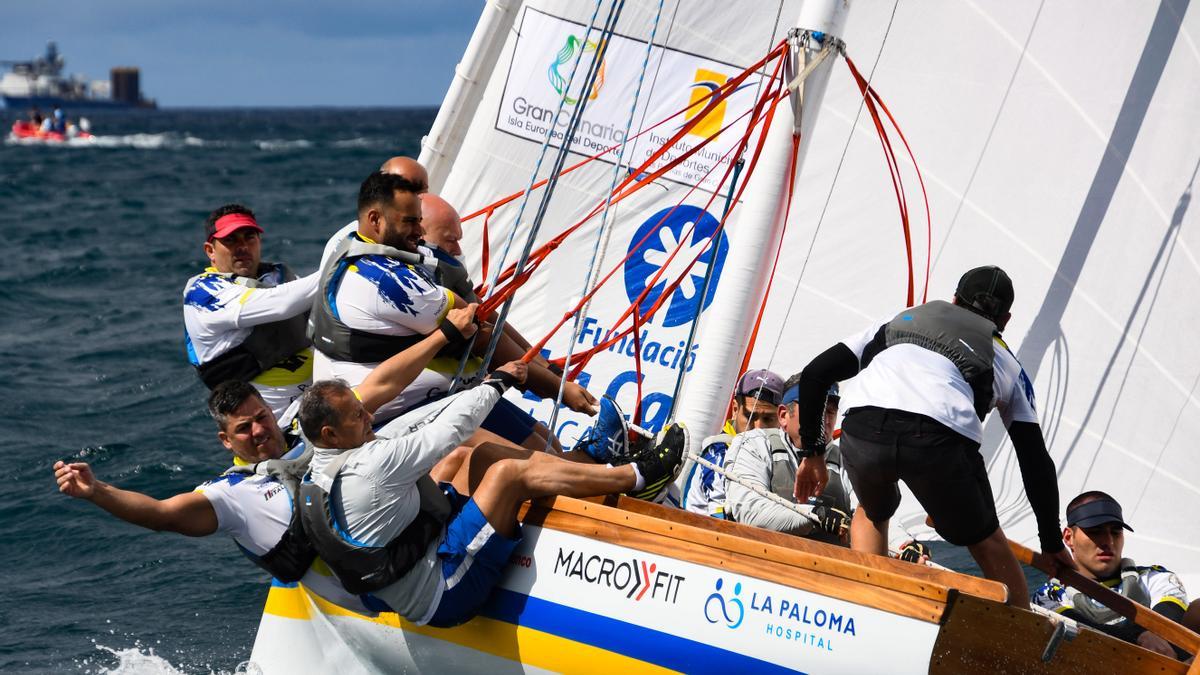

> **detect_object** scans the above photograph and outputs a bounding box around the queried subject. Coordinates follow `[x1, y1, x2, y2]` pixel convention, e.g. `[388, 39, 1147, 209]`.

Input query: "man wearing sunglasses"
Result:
[183, 204, 318, 419]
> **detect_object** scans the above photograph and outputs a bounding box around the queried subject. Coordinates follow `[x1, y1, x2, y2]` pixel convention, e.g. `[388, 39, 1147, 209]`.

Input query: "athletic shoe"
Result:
[572, 396, 629, 463]
[628, 421, 689, 502]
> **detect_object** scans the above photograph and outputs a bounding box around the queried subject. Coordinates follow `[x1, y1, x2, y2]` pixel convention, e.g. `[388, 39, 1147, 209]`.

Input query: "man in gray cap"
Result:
[681, 368, 786, 517]
[1033, 491, 1191, 659]
[721, 370, 850, 543]
[792, 265, 1075, 606]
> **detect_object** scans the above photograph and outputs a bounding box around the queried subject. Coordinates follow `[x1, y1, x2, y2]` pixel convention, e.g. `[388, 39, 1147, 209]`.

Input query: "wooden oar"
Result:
[1009, 540, 1200, 655]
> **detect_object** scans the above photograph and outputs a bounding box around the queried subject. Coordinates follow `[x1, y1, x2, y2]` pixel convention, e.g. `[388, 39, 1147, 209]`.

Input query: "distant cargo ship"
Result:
[1, 42, 156, 110]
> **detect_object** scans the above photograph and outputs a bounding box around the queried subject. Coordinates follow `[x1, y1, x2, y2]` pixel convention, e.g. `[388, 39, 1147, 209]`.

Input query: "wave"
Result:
[254, 139, 313, 151]
[6, 132, 375, 152]
[83, 643, 258, 674]
[330, 136, 386, 148]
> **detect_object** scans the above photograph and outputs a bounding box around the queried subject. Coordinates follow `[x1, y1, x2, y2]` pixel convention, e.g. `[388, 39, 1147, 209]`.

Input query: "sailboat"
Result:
[248, 0, 1200, 671]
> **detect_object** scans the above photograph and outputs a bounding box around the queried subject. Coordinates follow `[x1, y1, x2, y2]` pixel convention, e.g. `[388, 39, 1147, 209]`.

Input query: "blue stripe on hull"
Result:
[481, 588, 807, 675]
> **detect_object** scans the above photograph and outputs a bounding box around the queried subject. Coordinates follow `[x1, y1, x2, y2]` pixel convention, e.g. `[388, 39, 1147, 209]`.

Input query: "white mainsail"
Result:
[429, 0, 1200, 584]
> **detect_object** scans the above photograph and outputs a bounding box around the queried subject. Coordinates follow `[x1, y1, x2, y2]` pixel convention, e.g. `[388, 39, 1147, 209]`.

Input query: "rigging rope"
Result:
[470, 44, 787, 309]
[549, 54, 790, 379]
[474, 0, 627, 385]
[547, 0, 667, 443]
[447, 0, 612, 393]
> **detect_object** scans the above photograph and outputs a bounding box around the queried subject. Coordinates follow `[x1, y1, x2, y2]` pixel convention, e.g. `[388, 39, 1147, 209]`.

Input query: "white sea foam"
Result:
[81, 643, 261, 675]
[254, 139, 313, 151]
[330, 137, 379, 148]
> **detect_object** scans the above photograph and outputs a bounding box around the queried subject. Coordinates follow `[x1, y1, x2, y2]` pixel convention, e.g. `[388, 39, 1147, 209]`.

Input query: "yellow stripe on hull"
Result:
[263, 584, 677, 674]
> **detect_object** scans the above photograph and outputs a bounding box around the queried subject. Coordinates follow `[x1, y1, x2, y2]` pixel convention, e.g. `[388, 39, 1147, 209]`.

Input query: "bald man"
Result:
[380, 156, 429, 192]
[421, 193, 464, 259]
[415, 190, 600, 439]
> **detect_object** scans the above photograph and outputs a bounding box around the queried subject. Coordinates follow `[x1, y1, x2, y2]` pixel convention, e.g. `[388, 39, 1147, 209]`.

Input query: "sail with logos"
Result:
[247, 0, 1200, 672]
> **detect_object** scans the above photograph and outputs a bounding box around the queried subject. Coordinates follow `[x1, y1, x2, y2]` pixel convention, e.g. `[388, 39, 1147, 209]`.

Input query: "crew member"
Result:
[417, 189, 598, 443]
[793, 266, 1075, 606]
[681, 368, 786, 517]
[53, 305, 482, 611]
[1034, 491, 1191, 659]
[310, 171, 589, 453]
[183, 204, 318, 419]
[296, 373, 688, 627]
[723, 372, 851, 543]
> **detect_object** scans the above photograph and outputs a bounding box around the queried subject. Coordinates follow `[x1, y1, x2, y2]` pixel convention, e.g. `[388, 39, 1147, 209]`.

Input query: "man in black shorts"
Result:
[792, 266, 1076, 607]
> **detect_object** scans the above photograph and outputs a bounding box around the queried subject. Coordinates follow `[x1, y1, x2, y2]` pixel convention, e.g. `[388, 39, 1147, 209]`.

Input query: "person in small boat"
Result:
[723, 373, 852, 544]
[183, 204, 318, 419]
[296, 373, 688, 628]
[310, 171, 591, 453]
[50, 107, 66, 134]
[680, 368, 786, 517]
[1033, 492, 1191, 659]
[52, 307, 481, 611]
[793, 265, 1076, 607]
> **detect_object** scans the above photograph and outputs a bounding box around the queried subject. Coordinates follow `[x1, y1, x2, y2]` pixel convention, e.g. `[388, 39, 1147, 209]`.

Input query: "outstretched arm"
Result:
[355, 303, 478, 414]
[54, 461, 218, 537]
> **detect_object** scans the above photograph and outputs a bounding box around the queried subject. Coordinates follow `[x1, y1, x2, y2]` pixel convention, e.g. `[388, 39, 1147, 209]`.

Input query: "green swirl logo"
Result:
[547, 35, 606, 104]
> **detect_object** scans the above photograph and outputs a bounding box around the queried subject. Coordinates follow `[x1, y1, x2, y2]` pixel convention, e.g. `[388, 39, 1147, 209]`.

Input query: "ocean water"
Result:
[0, 108, 1044, 674]
[0, 108, 434, 673]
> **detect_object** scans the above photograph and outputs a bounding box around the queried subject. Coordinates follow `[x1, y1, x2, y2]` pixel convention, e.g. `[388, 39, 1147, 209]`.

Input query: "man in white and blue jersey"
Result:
[183, 204, 318, 419]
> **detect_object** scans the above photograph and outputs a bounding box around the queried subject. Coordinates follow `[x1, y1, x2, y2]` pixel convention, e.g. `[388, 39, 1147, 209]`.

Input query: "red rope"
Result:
[551, 59, 790, 378]
[473, 44, 789, 313]
[860, 80, 932, 304]
[630, 304, 645, 426]
[844, 56, 914, 307]
[533, 54, 788, 374]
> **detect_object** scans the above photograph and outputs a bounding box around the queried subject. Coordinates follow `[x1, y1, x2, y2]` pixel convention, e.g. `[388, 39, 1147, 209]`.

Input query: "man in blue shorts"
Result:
[297, 372, 688, 627]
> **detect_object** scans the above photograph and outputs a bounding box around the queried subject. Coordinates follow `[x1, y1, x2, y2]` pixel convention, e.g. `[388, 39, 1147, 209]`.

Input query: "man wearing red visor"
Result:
[183, 204, 319, 420]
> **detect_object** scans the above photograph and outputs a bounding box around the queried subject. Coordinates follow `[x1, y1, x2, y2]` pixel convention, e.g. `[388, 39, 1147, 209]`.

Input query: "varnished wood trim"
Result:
[930, 593, 1188, 675]
[603, 494, 1008, 603]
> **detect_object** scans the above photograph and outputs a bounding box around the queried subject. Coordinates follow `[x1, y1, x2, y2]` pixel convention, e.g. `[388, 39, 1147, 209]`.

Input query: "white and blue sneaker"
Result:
[573, 396, 631, 464]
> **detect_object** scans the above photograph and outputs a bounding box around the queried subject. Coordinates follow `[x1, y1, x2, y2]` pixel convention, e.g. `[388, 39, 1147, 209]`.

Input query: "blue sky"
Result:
[0, 1, 480, 107]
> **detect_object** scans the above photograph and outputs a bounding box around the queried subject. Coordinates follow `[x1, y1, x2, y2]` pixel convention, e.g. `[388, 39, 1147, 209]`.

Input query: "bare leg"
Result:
[849, 507, 889, 556]
[429, 446, 470, 483]
[966, 526, 1029, 608]
[461, 443, 636, 538]
[529, 422, 563, 453]
[446, 443, 597, 496]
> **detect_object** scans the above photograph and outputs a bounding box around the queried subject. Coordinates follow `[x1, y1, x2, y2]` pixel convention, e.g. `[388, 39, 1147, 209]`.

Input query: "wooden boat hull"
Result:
[248, 496, 1186, 674]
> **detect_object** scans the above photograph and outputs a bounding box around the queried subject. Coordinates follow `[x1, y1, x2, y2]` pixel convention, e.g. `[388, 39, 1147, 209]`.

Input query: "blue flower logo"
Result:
[623, 205, 728, 328]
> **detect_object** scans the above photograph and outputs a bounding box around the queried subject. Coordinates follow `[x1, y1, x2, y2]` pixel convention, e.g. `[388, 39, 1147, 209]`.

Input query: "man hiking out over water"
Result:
[183, 204, 318, 419]
[53, 304, 482, 612]
[792, 266, 1075, 606]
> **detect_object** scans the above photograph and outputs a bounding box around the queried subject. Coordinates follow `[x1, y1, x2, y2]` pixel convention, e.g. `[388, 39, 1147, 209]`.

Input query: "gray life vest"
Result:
[195, 262, 313, 389]
[860, 300, 998, 420]
[220, 445, 316, 582]
[765, 429, 850, 543]
[430, 250, 479, 303]
[764, 429, 799, 505]
[297, 448, 452, 596]
[1068, 559, 1152, 628]
[307, 236, 471, 364]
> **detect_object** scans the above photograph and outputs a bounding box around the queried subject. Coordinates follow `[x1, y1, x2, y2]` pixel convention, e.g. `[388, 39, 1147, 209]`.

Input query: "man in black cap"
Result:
[791, 265, 1074, 607]
[1033, 491, 1190, 658]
